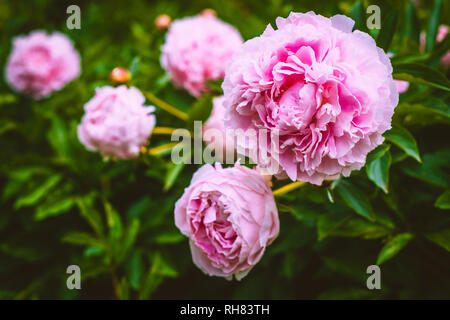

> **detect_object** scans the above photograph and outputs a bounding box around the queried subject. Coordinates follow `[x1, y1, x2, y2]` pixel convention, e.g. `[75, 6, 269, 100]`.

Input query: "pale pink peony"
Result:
[222, 12, 398, 185]
[420, 25, 450, 67]
[174, 162, 279, 280]
[203, 96, 236, 161]
[161, 15, 243, 97]
[5, 30, 80, 99]
[77, 86, 156, 159]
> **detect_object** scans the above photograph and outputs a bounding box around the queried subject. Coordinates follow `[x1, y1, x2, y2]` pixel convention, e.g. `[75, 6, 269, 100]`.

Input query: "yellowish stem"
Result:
[145, 142, 179, 156]
[273, 181, 305, 197]
[152, 127, 177, 135]
[152, 127, 193, 136]
[143, 91, 188, 121]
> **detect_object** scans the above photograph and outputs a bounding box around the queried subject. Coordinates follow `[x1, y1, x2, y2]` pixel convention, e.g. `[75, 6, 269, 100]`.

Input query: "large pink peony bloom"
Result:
[5, 31, 80, 99]
[77, 86, 156, 159]
[203, 96, 236, 162]
[174, 163, 279, 280]
[223, 12, 398, 185]
[161, 15, 243, 97]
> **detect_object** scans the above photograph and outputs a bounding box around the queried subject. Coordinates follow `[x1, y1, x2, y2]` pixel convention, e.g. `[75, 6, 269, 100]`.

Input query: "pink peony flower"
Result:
[203, 96, 236, 161]
[161, 15, 243, 97]
[222, 12, 398, 185]
[174, 162, 279, 280]
[5, 30, 80, 99]
[420, 25, 450, 67]
[77, 85, 156, 159]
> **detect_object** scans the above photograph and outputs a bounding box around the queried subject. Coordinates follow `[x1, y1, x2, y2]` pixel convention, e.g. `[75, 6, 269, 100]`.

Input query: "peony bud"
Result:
[109, 67, 131, 85]
[155, 14, 171, 30]
[200, 9, 217, 17]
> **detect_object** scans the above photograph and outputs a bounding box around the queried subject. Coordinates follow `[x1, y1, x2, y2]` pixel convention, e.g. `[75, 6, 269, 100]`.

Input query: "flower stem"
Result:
[152, 127, 193, 137]
[273, 181, 305, 197]
[143, 142, 179, 156]
[152, 126, 177, 135]
[143, 91, 188, 121]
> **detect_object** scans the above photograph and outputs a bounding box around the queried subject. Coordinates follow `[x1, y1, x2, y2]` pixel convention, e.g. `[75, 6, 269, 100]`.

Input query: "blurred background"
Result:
[0, 0, 449, 299]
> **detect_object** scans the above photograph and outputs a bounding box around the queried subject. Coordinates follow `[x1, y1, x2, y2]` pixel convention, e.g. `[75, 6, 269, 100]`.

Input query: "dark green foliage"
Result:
[0, 0, 449, 300]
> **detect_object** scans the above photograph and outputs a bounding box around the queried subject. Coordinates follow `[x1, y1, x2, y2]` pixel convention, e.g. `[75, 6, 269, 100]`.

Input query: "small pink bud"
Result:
[200, 9, 217, 17]
[109, 67, 131, 85]
[155, 14, 171, 30]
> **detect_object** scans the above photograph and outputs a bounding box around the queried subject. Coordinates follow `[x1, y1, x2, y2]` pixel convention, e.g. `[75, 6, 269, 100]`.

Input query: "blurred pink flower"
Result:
[77, 85, 156, 159]
[223, 12, 398, 185]
[5, 30, 80, 99]
[161, 15, 243, 97]
[395, 80, 409, 93]
[174, 162, 279, 280]
[420, 25, 450, 67]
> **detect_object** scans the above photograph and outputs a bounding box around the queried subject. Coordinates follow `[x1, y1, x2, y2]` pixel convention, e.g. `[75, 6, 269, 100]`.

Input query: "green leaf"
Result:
[349, 0, 367, 32]
[333, 217, 392, 239]
[163, 147, 191, 191]
[127, 251, 143, 290]
[157, 256, 178, 278]
[393, 100, 450, 126]
[435, 190, 450, 210]
[366, 144, 390, 164]
[127, 196, 151, 221]
[34, 197, 76, 220]
[0, 93, 18, 106]
[376, 9, 399, 52]
[139, 253, 163, 300]
[384, 125, 421, 163]
[377, 233, 414, 265]
[0, 120, 16, 136]
[164, 162, 185, 192]
[83, 246, 104, 258]
[187, 94, 213, 128]
[403, 1, 421, 44]
[119, 219, 140, 261]
[206, 79, 224, 94]
[14, 175, 62, 209]
[2, 167, 45, 201]
[62, 232, 102, 247]
[104, 200, 123, 240]
[425, 0, 443, 52]
[129, 56, 140, 76]
[402, 150, 450, 188]
[366, 151, 392, 193]
[393, 63, 450, 92]
[426, 229, 450, 251]
[76, 195, 104, 237]
[47, 115, 71, 160]
[317, 211, 351, 241]
[152, 232, 185, 244]
[335, 180, 375, 221]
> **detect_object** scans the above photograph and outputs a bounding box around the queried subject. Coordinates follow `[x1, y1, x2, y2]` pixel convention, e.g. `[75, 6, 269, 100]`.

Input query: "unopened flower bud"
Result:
[200, 9, 217, 17]
[109, 67, 131, 85]
[155, 14, 171, 30]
